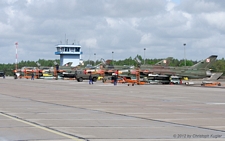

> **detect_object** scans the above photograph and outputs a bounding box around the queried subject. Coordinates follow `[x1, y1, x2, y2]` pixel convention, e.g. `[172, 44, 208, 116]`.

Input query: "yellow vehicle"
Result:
[98, 76, 103, 80]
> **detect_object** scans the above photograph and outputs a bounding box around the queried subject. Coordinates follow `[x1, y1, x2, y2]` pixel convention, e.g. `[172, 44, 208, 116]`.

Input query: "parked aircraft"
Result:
[117, 57, 173, 75]
[43, 57, 173, 79]
[139, 55, 222, 79]
[123, 55, 221, 80]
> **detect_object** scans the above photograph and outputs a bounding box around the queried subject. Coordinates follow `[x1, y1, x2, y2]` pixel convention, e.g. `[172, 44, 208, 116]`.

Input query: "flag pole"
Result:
[15, 42, 18, 70]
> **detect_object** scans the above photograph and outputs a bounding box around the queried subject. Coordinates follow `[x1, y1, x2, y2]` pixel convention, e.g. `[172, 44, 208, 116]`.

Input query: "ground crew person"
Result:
[89, 72, 93, 84]
[31, 73, 34, 80]
[113, 74, 118, 86]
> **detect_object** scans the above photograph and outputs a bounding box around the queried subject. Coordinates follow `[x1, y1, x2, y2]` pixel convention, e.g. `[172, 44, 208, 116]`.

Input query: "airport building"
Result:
[55, 44, 82, 66]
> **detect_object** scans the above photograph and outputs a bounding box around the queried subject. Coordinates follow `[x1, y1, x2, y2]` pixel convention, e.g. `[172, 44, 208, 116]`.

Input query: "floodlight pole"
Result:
[94, 53, 96, 66]
[15, 42, 18, 70]
[144, 48, 146, 65]
[184, 43, 186, 66]
[112, 51, 114, 65]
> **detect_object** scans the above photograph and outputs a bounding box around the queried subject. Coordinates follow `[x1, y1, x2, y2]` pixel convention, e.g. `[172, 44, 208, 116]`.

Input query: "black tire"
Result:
[218, 83, 221, 86]
[92, 77, 97, 82]
[78, 77, 83, 82]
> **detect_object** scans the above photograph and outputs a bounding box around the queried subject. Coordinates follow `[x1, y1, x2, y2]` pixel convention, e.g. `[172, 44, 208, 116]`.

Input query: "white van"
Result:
[170, 76, 180, 84]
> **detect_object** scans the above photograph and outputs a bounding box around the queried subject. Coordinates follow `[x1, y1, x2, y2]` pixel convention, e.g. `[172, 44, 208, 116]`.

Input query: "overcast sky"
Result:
[1, 0, 225, 64]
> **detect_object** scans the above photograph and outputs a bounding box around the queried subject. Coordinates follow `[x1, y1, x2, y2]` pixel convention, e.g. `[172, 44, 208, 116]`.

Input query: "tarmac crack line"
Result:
[1, 93, 225, 135]
[0, 112, 88, 141]
[26, 97, 225, 134]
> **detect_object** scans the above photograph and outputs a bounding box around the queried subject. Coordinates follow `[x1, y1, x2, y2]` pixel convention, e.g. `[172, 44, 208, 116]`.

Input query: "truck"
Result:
[169, 76, 181, 84]
[148, 74, 170, 84]
[0, 71, 5, 77]
[74, 70, 99, 82]
[147, 74, 181, 84]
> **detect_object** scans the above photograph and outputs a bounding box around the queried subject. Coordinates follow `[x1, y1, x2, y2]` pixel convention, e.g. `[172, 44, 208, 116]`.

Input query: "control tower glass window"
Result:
[70, 48, 74, 52]
[75, 47, 80, 52]
[65, 47, 69, 52]
[57, 47, 60, 52]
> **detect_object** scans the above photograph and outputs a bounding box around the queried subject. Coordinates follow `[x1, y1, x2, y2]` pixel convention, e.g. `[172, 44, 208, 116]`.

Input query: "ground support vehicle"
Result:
[102, 76, 126, 84]
[147, 74, 170, 84]
[122, 76, 148, 86]
[169, 76, 181, 84]
[147, 74, 181, 85]
[74, 70, 99, 82]
[201, 81, 221, 87]
[14, 67, 41, 79]
[0, 71, 5, 77]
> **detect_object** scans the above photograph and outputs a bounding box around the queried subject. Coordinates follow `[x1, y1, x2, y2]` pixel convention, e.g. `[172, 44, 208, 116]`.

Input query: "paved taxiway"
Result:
[0, 77, 225, 141]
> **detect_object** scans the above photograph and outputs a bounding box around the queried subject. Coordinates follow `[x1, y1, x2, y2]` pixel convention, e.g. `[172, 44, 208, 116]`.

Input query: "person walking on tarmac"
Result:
[113, 74, 118, 86]
[89, 72, 93, 85]
[3, 72, 5, 79]
[31, 73, 34, 80]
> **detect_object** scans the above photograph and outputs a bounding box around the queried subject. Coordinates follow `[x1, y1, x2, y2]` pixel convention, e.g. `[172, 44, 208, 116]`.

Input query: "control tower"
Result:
[55, 44, 82, 67]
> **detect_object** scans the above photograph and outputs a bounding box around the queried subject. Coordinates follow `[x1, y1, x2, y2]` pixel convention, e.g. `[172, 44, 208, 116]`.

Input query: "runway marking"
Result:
[0, 112, 86, 141]
[207, 103, 225, 105]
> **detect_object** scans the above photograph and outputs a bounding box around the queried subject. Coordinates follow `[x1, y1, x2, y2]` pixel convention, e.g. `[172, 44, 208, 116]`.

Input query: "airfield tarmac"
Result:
[0, 77, 225, 141]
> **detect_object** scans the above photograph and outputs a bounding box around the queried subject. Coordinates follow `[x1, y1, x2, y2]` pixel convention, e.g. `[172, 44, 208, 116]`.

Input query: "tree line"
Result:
[0, 55, 225, 76]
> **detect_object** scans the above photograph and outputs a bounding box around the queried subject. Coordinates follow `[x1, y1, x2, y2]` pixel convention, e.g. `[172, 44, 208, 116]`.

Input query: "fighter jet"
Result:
[124, 55, 220, 80]
[117, 57, 173, 75]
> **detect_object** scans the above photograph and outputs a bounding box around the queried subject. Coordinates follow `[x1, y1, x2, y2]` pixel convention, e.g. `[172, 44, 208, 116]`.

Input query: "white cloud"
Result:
[202, 12, 225, 31]
[140, 33, 153, 45]
[1, 0, 225, 64]
[80, 38, 98, 49]
[166, 0, 176, 11]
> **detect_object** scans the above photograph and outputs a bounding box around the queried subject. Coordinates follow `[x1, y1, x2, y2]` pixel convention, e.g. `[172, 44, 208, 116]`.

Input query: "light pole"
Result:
[183, 43, 186, 66]
[144, 48, 146, 65]
[112, 51, 114, 65]
[94, 53, 96, 66]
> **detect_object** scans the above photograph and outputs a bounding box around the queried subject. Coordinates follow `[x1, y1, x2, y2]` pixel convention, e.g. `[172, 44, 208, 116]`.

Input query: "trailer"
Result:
[201, 81, 221, 87]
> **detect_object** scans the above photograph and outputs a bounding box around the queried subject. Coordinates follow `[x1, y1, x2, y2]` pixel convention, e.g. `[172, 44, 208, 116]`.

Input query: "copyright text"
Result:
[173, 134, 222, 139]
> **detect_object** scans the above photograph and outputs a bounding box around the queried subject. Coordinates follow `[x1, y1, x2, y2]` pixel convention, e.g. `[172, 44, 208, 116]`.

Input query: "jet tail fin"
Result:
[36, 62, 41, 67]
[189, 55, 217, 69]
[100, 58, 106, 65]
[155, 57, 173, 66]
